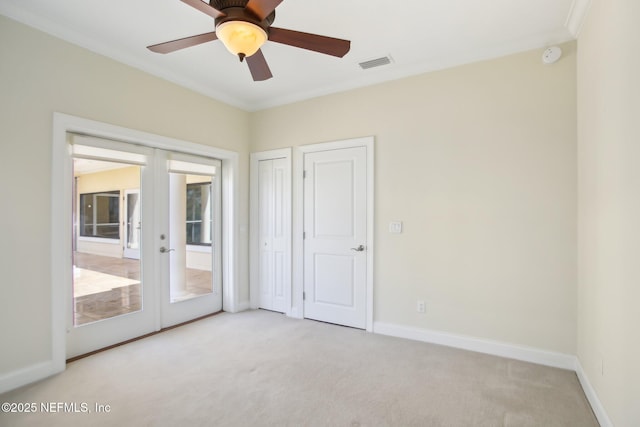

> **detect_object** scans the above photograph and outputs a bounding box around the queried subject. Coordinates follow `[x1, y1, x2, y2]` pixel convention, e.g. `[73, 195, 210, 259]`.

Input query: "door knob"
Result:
[160, 247, 175, 253]
[351, 245, 365, 252]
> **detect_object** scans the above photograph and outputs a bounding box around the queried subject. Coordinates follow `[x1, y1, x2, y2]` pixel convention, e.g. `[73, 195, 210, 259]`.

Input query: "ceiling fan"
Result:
[147, 0, 351, 81]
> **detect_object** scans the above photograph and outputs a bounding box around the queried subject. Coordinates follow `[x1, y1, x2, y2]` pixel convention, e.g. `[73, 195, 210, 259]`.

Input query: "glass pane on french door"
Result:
[159, 151, 222, 328]
[168, 173, 214, 303]
[72, 159, 142, 325]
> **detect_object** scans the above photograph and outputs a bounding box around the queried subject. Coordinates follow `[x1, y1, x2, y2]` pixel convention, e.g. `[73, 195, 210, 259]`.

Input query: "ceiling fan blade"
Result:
[180, 0, 226, 19]
[147, 32, 218, 54]
[269, 27, 351, 58]
[245, 0, 283, 21]
[246, 49, 273, 81]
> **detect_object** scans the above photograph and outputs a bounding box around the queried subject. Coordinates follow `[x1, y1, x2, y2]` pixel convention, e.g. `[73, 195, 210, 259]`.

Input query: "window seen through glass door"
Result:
[79, 191, 120, 239]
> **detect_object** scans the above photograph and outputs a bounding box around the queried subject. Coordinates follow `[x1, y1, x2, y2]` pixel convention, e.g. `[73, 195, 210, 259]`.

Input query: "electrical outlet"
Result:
[417, 300, 426, 313]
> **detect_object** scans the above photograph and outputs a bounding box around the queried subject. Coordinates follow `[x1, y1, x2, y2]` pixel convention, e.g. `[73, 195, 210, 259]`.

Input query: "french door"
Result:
[67, 136, 222, 358]
[156, 151, 222, 327]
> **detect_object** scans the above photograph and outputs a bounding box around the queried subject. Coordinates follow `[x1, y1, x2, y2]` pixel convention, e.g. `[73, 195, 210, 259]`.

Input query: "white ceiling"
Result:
[0, 0, 590, 112]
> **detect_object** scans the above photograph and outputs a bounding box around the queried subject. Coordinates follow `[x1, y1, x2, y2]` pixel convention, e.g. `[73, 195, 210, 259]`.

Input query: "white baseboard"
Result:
[373, 321, 576, 370]
[235, 300, 251, 312]
[0, 360, 62, 395]
[288, 307, 303, 320]
[575, 358, 613, 427]
[373, 322, 614, 425]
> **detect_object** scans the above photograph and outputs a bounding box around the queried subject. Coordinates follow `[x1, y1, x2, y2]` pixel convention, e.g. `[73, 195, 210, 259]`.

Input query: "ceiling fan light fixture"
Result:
[147, 0, 352, 81]
[216, 20, 267, 60]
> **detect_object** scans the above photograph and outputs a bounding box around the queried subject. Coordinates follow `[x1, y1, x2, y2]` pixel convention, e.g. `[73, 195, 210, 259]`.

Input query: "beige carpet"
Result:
[0, 310, 598, 427]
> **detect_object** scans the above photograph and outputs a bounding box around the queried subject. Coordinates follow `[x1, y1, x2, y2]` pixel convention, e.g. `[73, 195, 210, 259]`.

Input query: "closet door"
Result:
[258, 158, 289, 313]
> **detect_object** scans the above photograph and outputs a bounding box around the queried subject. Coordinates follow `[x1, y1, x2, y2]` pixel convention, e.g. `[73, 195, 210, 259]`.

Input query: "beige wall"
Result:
[75, 165, 140, 193]
[577, 0, 640, 425]
[0, 16, 249, 377]
[251, 42, 578, 354]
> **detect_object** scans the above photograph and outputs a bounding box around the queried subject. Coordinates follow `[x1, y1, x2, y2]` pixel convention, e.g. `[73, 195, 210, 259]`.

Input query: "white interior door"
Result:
[258, 158, 289, 312]
[123, 189, 141, 260]
[303, 146, 368, 329]
[157, 150, 223, 327]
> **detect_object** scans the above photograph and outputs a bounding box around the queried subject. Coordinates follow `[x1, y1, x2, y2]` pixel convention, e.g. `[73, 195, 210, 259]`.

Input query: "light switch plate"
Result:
[389, 221, 403, 234]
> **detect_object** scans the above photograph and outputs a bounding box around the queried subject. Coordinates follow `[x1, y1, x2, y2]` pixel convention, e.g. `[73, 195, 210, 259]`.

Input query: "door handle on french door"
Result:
[159, 247, 175, 253]
[351, 245, 366, 252]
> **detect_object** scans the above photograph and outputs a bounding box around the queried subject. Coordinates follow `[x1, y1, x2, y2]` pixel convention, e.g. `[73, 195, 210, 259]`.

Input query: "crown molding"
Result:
[565, 0, 593, 37]
[0, 3, 249, 110]
[2, 0, 588, 113]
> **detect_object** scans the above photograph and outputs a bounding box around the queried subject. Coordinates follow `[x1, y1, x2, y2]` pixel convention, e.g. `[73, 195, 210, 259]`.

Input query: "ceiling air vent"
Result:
[359, 56, 393, 70]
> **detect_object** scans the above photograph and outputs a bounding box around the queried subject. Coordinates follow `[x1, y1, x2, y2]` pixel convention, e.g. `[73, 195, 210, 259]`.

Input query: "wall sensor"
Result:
[542, 46, 562, 64]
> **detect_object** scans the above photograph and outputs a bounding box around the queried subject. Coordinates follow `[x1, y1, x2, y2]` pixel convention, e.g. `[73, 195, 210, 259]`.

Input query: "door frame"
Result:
[294, 137, 374, 331]
[249, 148, 292, 314]
[51, 112, 240, 374]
